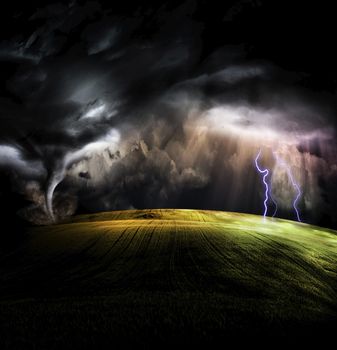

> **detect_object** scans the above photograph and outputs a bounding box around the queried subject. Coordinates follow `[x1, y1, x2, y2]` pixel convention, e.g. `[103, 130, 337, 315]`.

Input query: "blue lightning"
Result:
[254, 149, 269, 218]
[273, 152, 302, 222]
[269, 176, 278, 217]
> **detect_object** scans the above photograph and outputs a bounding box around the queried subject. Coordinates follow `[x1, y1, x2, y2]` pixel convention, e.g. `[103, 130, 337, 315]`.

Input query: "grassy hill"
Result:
[0, 209, 337, 348]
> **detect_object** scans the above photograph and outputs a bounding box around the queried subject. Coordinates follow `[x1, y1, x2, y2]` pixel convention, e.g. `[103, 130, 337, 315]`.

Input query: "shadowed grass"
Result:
[0, 209, 336, 348]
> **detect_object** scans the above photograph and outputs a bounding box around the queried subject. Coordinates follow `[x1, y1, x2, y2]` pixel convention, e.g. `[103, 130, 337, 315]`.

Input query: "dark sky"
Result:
[0, 0, 336, 231]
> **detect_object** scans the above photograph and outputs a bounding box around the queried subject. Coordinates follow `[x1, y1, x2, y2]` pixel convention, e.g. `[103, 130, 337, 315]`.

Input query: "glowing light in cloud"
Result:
[273, 152, 302, 222]
[192, 105, 334, 147]
[83, 104, 106, 119]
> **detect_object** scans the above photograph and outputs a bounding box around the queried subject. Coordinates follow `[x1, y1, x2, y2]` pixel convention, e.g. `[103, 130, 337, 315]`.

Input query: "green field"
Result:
[0, 209, 337, 348]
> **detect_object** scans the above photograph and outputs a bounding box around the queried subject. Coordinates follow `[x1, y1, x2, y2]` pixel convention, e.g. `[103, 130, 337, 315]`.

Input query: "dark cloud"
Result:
[0, 1, 336, 228]
[71, 139, 210, 212]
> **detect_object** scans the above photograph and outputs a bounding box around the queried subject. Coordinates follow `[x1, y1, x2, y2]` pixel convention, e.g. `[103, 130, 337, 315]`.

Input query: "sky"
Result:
[0, 0, 336, 230]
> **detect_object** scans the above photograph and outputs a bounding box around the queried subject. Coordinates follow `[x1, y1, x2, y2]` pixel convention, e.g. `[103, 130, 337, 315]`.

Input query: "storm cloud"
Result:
[0, 1, 336, 228]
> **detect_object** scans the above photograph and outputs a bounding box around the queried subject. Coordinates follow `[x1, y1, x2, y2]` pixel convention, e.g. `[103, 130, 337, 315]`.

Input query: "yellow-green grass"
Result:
[0, 209, 337, 347]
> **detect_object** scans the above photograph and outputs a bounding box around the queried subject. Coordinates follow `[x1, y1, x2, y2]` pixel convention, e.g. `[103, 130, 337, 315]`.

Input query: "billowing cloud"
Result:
[0, 145, 45, 177]
[0, 1, 336, 228]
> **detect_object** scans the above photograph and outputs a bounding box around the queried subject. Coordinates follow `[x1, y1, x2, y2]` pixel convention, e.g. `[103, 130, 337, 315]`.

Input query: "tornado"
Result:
[46, 168, 66, 222]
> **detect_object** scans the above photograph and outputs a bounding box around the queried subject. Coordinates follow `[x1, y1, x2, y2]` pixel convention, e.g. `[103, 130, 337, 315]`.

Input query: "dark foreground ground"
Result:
[0, 209, 337, 348]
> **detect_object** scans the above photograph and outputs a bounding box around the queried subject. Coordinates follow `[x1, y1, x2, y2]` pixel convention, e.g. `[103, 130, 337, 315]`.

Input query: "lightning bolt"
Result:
[254, 149, 269, 218]
[273, 152, 301, 222]
[269, 176, 278, 217]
